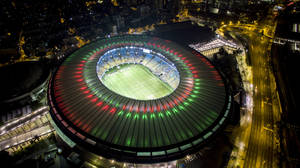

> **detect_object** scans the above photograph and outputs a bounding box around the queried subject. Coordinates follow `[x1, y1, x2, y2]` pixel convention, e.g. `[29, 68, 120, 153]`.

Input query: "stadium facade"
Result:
[48, 35, 232, 163]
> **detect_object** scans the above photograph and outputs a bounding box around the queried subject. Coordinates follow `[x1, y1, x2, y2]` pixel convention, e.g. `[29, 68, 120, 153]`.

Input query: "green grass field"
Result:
[102, 64, 173, 100]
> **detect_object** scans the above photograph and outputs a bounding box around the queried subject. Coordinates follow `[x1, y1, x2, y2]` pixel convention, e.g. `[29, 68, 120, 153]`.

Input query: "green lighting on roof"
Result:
[150, 113, 156, 119]
[172, 108, 178, 113]
[142, 114, 148, 120]
[118, 111, 124, 116]
[126, 138, 131, 146]
[183, 102, 190, 106]
[191, 95, 197, 98]
[126, 113, 131, 118]
[134, 114, 139, 119]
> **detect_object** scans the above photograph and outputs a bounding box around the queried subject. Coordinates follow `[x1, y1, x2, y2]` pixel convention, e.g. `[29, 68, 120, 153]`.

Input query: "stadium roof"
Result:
[0, 61, 49, 103]
[48, 35, 232, 163]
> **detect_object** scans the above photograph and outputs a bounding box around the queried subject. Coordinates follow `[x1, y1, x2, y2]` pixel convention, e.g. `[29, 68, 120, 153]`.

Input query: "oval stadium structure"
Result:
[48, 35, 232, 163]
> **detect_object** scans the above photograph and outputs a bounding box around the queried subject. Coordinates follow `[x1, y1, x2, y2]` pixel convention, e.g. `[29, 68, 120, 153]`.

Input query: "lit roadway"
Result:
[218, 11, 281, 168]
[0, 107, 53, 151]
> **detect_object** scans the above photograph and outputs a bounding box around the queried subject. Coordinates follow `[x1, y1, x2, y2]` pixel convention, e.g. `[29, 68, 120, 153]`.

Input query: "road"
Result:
[0, 125, 53, 151]
[243, 31, 278, 168]
[219, 11, 282, 168]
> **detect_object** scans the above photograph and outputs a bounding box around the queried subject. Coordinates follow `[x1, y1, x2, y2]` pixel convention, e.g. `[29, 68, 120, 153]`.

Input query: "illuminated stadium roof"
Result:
[48, 35, 232, 163]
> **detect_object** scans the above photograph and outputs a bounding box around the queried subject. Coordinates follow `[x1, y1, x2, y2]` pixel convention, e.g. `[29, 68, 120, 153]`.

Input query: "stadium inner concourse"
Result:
[48, 35, 232, 165]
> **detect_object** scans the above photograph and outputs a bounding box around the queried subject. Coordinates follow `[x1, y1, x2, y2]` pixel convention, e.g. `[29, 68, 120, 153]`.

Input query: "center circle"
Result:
[96, 46, 180, 100]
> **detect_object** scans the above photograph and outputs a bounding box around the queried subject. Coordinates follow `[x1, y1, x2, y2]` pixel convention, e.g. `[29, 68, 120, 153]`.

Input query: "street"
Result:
[219, 11, 282, 168]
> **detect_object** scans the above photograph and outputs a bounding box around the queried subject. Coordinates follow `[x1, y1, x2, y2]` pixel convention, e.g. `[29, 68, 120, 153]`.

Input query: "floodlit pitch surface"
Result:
[102, 64, 173, 100]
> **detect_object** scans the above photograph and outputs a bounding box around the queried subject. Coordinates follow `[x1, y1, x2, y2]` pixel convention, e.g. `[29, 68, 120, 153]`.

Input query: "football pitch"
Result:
[102, 64, 173, 100]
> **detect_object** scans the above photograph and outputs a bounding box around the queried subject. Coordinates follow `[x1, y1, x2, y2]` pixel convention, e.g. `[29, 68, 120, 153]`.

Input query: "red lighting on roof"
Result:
[184, 90, 190, 95]
[163, 104, 167, 110]
[181, 93, 188, 99]
[101, 105, 109, 111]
[129, 105, 133, 112]
[177, 96, 183, 102]
[157, 105, 161, 112]
[83, 90, 90, 94]
[80, 86, 87, 90]
[168, 101, 174, 108]
[173, 99, 179, 105]
[97, 101, 103, 107]
[74, 75, 83, 78]
[110, 107, 117, 114]
[150, 106, 154, 113]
